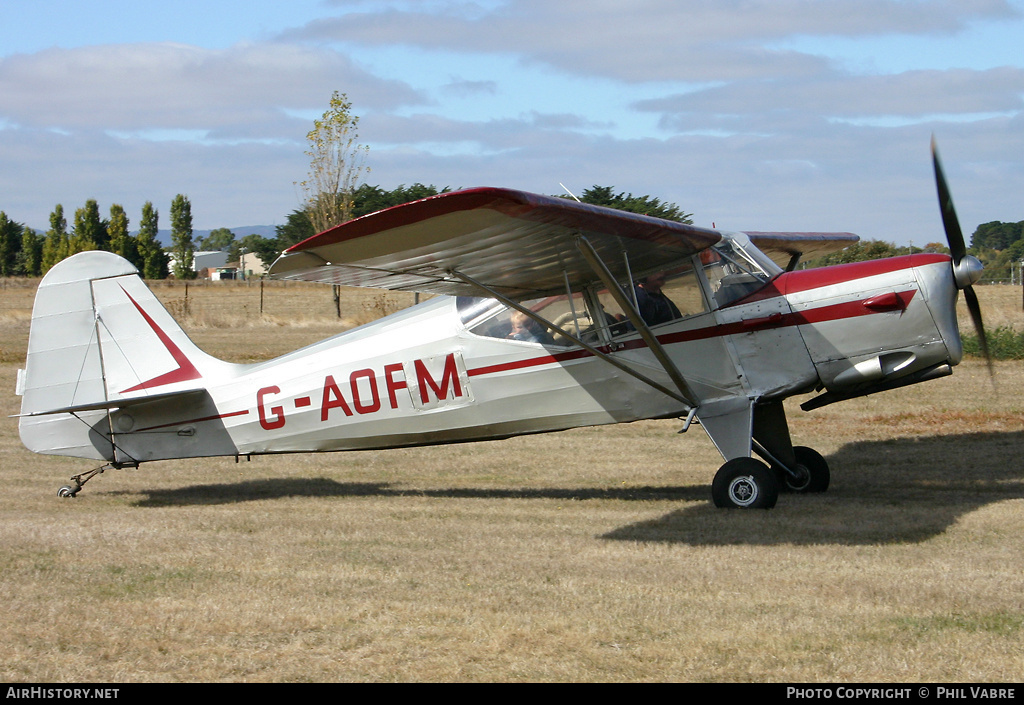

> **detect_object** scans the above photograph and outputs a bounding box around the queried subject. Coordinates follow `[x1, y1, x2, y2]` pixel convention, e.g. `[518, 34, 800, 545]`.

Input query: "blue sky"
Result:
[1, 0, 1022, 246]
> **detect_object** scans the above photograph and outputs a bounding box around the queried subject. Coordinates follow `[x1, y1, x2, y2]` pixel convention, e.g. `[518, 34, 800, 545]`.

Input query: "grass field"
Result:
[1, 278, 1023, 682]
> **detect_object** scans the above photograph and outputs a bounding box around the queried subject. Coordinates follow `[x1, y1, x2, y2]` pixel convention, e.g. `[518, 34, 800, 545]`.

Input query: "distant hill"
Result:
[145, 225, 278, 247]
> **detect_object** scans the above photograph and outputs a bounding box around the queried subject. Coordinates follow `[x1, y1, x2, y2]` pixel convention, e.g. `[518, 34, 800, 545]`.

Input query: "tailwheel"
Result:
[712, 457, 778, 509]
[780, 446, 830, 494]
[57, 484, 80, 498]
[56, 465, 110, 499]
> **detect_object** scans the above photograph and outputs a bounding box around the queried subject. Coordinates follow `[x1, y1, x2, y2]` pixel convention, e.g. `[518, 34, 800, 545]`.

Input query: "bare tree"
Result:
[298, 91, 369, 234]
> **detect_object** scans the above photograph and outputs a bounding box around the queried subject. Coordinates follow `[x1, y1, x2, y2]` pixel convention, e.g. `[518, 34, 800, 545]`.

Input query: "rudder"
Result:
[18, 251, 234, 461]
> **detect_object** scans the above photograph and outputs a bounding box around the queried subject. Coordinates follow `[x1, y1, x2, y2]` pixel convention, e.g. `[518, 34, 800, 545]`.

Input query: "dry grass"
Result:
[2, 280, 1024, 682]
[0, 279, 417, 363]
[958, 284, 1024, 332]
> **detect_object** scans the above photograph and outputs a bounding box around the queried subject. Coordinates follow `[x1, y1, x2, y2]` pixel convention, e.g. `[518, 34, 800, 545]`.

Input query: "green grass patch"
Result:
[91, 564, 207, 600]
[895, 611, 1024, 637]
[963, 327, 1024, 359]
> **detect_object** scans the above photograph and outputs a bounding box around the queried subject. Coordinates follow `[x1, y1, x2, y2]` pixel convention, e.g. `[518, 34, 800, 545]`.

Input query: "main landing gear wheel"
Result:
[779, 446, 830, 494]
[712, 457, 778, 509]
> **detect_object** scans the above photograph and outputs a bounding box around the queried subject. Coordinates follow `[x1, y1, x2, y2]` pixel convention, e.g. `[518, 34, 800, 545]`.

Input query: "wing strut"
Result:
[574, 236, 700, 408]
[448, 269, 694, 409]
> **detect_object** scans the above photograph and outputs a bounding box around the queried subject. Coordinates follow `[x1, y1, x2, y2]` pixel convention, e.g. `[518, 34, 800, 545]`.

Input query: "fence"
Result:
[0, 278, 419, 328]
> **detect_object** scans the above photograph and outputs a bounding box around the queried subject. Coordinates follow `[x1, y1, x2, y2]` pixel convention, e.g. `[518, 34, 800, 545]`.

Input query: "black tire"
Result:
[789, 446, 830, 493]
[712, 457, 778, 509]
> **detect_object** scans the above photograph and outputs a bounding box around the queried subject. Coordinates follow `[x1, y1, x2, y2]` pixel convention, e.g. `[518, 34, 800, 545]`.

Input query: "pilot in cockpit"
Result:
[633, 272, 682, 326]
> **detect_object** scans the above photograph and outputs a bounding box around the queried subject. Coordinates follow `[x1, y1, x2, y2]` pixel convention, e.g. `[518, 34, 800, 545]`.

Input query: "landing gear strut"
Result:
[779, 446, 830, 493]
[719, 400, 831, 506]
[56, 465, 110, 498]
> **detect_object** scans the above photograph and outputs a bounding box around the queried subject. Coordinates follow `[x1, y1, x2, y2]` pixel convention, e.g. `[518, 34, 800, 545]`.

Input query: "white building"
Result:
[193, 251, 229, 271]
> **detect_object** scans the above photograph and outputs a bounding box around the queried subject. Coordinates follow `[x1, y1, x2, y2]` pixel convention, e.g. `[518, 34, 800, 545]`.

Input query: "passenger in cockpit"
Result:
[507, 310, 556, 345]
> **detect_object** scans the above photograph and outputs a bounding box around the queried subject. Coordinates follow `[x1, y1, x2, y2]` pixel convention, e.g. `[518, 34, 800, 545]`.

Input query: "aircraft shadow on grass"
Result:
[124, 478, 705, 507]
[122, 430, 1024, 546]
[604, 429, 1024, 546]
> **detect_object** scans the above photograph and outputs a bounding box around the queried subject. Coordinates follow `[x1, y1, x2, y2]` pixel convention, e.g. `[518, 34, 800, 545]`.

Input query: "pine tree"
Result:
[575, 186, 693, 223]
[0, 211, 24, 276]
[107, 204, 138, 266]
[20, 225, 43, 276]
[41, 204, 69, 273]
[170, 194, 196, 279]
[137, 201, 168, 279]
[70, 199, 106, 254]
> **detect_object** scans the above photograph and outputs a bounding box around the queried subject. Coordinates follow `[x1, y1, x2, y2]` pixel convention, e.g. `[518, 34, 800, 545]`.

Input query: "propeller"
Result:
[931, 137, 992, 373]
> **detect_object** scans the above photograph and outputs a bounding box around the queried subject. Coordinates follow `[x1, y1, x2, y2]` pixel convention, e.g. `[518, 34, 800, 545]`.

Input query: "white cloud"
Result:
[0, 42, 424, 138]
[286, 0, 1019, 82]
[441, 78, 498, 97]
[0, 126, 309, 230]
[638, 67, 1024, 126]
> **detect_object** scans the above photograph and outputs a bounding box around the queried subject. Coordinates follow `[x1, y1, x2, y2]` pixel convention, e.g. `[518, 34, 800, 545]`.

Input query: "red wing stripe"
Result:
[118, 287, 202, 393]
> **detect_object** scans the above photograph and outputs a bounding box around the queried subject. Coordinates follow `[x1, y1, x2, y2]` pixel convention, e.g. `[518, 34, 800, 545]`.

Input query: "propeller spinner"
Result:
[931, 137, 992, 370]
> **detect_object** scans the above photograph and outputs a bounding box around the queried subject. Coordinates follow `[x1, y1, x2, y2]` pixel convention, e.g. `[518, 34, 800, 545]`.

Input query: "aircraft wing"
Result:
[269, 188, 721, 299]
[743, 231, 859, 269]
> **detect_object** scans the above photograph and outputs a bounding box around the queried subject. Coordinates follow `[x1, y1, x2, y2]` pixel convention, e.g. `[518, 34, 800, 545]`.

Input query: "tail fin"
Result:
[18, 251, 235, 461]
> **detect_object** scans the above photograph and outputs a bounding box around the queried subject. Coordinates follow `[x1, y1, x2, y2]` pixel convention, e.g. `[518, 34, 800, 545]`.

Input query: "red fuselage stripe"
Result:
[466, 289, 918, 378]
[726, 254, 948, 305]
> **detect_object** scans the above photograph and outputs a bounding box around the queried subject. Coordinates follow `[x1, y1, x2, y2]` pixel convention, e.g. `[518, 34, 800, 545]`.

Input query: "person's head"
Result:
[509, 311, 538, 339]
[640, 272, 667, 294]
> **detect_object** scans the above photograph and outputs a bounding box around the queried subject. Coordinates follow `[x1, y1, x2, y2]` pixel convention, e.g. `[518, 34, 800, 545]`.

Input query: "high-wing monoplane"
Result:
[16, 143, 988, 508]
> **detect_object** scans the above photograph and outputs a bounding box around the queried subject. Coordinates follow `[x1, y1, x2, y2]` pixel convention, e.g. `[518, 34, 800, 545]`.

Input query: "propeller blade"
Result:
[964, 285, 994, 375]
[963, 285, 993, 375]
[933, 138, 993, 376]
[931, 137, 967, 263]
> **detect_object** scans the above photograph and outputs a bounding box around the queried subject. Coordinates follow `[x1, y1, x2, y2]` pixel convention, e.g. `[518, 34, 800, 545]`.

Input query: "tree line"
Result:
[964, 220, 1024, 282]
[0, 185, 461, 280]
[0, 195, 199, 280]
[4, 190, 1015, 281]
[808, 221, 1023, 279]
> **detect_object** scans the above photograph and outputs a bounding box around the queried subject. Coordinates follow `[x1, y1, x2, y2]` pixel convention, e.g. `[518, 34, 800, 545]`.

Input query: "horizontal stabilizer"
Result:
[14, 388, 207, 418]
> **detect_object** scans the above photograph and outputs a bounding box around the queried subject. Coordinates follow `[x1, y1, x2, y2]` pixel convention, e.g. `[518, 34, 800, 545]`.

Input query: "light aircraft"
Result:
[15, 142, 988, 508]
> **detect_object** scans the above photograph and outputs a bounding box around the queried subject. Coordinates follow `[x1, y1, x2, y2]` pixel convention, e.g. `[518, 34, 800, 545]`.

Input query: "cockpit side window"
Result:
[457, 296, 505, 329]
[701, 240, 772, 308]
[648, 261, 708, 319]
[457, 237, 774, 346]
[460, 295, 588, 347]
[596, 260, 708, 336]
